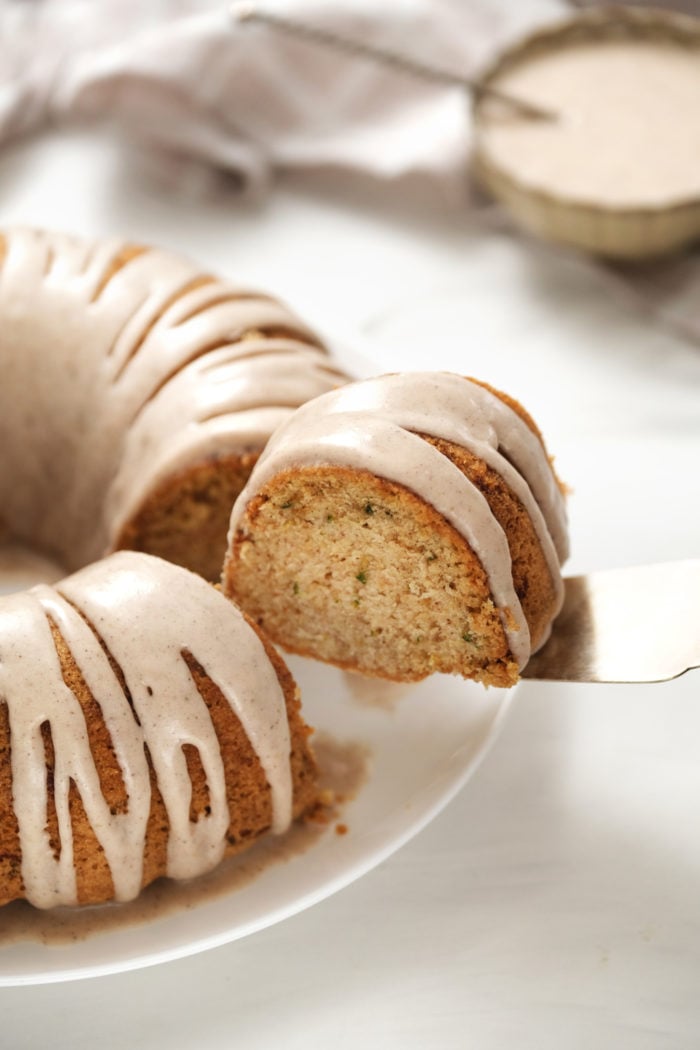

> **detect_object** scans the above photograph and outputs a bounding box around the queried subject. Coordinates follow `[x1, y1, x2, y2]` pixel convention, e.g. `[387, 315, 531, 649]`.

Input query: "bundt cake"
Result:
[0, 227, 348, 581]
[223, 372, 569, 687]
[0, 551, 317, 910]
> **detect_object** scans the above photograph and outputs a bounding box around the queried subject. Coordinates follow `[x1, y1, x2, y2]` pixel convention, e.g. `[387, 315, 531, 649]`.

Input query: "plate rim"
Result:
[0, 664, 515, 987]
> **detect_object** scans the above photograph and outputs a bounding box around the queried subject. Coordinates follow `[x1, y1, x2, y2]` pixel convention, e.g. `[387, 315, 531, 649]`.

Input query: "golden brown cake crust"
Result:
[114, 452, 261, 583]
[0, 703, 21, 900]
[421, 434, 558, 652]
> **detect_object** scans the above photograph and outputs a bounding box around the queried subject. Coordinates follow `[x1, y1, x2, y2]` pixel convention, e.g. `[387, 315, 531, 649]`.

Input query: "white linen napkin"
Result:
[0, 0, 571, 201]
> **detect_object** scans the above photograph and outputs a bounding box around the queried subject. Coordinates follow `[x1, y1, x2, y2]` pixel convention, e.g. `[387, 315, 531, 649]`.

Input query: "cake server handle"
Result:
[522, 560, 700, 684]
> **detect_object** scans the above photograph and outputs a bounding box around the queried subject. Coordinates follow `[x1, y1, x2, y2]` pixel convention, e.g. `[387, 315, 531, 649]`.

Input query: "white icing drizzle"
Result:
[0, 552, 293, 909]
[226, 373, 568, 668]
[0, 227, 346, 571]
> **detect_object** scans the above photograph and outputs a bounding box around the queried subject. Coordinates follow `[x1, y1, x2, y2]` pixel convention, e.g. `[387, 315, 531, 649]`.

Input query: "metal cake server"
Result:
[523, 561, 700, 684]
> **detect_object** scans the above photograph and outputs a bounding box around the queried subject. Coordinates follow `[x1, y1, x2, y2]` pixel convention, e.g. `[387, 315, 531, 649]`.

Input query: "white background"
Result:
[1, 123, 699, 1048]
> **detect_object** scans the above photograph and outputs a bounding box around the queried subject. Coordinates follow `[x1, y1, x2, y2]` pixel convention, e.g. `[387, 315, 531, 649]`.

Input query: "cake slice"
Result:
[222, 373, 568, 687]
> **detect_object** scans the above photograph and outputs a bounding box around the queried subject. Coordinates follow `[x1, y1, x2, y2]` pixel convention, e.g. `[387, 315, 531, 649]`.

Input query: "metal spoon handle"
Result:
[232, 3, 555, 122]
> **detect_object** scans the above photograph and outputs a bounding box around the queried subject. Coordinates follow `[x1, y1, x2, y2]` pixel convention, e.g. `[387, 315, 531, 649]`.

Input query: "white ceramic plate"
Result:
[0, 622, 512, 986]
[0, 337, 512, 985]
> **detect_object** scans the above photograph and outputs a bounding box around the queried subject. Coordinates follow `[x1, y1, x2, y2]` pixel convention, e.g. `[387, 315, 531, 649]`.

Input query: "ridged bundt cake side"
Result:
[0, 552, 317, 910]
[0, 228, 348, 580]
[222, 373, 568, 687]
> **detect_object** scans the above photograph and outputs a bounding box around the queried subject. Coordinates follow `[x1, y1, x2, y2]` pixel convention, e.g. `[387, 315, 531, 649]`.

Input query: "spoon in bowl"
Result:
[232, 3, 557, 123]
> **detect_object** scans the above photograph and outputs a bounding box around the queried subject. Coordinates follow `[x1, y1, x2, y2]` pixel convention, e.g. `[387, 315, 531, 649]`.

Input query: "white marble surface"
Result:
[1, 127, 699, 1049]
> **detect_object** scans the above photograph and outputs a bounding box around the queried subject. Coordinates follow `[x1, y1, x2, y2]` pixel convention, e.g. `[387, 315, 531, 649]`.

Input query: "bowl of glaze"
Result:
[473, 6, 700, 260]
